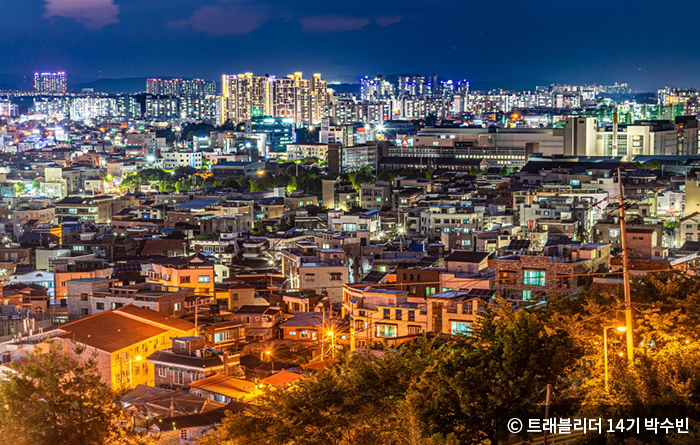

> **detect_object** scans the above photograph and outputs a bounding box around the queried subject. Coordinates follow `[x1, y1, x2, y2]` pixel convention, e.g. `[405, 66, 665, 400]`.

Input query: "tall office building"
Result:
[245, 116, 295, 157]
[221, 72, 330, 125]
[34, 72, 67, 94]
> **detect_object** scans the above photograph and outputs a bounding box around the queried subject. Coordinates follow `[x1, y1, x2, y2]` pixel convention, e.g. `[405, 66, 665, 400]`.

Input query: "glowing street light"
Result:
[604, 326, 627, 393]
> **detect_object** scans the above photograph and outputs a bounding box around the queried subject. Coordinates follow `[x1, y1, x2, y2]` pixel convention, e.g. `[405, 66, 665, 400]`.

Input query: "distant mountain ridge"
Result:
[71, 77, 157, 94]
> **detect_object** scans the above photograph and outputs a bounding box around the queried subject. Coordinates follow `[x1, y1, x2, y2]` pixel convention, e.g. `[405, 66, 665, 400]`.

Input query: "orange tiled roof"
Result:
[262, 369, 305, 388]
[57, 310, 168, 353]
[188, 374, 256, 399]
[116, 304, 194, 332]
[301, 359, 338, 372]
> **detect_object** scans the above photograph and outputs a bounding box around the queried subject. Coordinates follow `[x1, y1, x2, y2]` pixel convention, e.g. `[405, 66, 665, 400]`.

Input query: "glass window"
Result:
[376, 324, 397, 337]
[451, 321, 472, 336]
[522, 290, 532, 300]
[214, 332, 230, 342]
[198, 275, 210, 283]
[523, 269, 545, 286]
[383, 308, 390, 319]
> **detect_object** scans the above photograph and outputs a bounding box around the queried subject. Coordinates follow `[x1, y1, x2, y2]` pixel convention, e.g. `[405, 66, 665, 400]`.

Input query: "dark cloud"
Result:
[44, 0, 119, 30]
[168, 2, 270, 35]
[299, 15, 402, 32]
[299, 15, 372, 33]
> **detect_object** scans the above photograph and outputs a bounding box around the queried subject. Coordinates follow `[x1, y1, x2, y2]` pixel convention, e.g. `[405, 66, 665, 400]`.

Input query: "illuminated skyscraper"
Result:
[34, 72, 67, 94]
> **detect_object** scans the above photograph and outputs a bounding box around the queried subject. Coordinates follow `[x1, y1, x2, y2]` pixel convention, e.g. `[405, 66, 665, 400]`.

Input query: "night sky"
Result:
[1, 0, 699, 91]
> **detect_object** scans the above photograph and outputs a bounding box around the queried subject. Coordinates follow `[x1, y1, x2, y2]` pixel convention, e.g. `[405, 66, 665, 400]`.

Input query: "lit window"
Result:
[523, 270, 545, 286]
[198, 275, 210, 283]
[451, 321, 472, 336]
[376, 324, 397, 337]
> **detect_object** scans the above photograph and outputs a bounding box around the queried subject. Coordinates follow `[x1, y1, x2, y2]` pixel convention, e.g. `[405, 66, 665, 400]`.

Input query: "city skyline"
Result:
[1, 0, 700, 91]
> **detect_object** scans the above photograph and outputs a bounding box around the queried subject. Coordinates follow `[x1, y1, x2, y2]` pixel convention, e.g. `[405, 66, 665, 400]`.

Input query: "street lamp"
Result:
[327, 330, 336, 360]
[604, 326, 627, 393]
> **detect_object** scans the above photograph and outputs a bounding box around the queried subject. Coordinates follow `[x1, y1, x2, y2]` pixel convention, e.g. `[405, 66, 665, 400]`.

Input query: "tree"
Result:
[199, 337, 444, 445]
[286, 176, 298, 195]
[0, 344, 139, 445]
[376, 170, 395, 183]
[14, 182, 26, 196]
[200, 304, 580, 445]
[409, 303, 580, 444]
[253, 221, 270, 235]
[119, 174, 142, 193]
[31, 178, 42, 192]
[347, 166, 375, 193]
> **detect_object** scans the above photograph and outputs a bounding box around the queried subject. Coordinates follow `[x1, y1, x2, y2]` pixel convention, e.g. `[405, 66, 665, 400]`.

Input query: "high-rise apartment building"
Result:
[397, 74, 439, 97]
[360, 75, 394, 101]
[34, 72, 67, 94]
[220, 72, 330, 125]
[146, 78, 216, 97]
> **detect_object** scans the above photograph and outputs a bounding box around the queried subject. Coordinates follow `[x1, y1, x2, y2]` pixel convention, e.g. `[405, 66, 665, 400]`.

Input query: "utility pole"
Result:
[543, 384, 552, 445]
[617, 167, 634, 362]
[612, 107, 619, 158]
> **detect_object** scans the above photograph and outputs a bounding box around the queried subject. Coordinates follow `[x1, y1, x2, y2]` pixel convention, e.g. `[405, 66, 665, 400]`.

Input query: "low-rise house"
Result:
[150, 402, 249, 445]
[343, 285, 429, 350]
[41, 304, 195, 391]
[149, 253, 215, 295]
[9, 269, 55, 295]
[147, 337, 240, 390]
[280, 312, 344, 342]
[231, 305, 281, 341]
[68, 280, 193, 318]
[426, 288, 494, 335]
[201, 321, 246, 352]
[444, 251, 490, 274]
[492, 243, 611, 300]
[281, 243, 349, 301]
[188, 374, 257, 403]
[53, 259, 113, 299]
